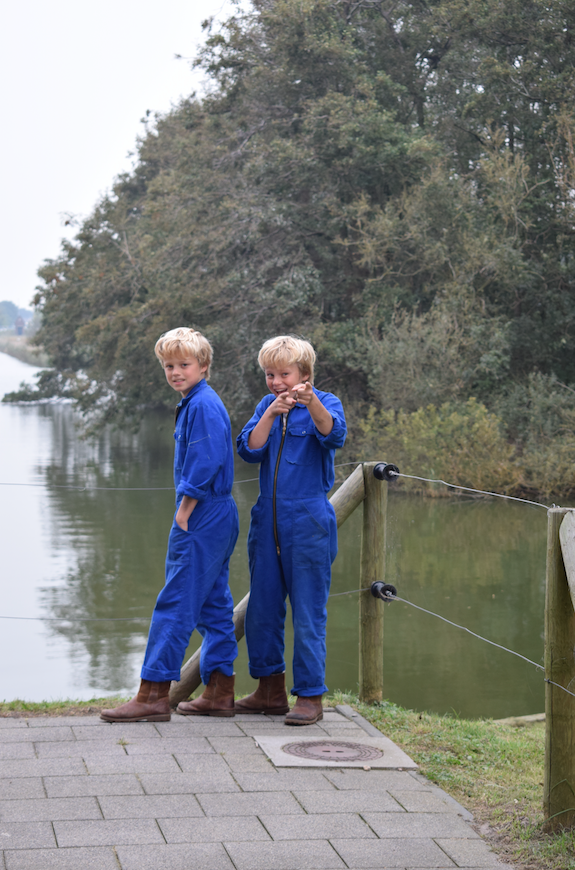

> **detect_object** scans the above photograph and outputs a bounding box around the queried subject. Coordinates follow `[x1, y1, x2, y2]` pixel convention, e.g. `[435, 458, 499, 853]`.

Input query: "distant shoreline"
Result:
[0, 333, 49, 367]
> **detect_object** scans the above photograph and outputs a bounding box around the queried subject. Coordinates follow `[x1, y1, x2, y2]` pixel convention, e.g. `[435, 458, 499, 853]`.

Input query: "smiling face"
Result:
[163, 356, 207, 397]
[265, 362, 308, 398]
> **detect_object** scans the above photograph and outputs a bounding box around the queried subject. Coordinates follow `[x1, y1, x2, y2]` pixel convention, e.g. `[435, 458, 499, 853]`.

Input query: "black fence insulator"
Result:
[373, 462, 400, 481]
[371, 581, 397, 602]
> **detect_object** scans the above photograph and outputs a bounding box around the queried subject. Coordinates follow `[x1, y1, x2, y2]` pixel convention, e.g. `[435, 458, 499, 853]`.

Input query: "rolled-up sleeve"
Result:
[236, 398, 273, 463]
[176, 404, 227, 500]
[314, 393, 347, 450]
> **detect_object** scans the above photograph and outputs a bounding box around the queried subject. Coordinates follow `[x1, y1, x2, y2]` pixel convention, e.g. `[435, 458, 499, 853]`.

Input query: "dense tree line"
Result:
[10, 0, 575, 494]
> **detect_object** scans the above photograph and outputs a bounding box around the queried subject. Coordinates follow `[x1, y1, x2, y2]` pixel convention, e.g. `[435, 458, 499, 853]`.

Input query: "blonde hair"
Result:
[258, 335, 316, 383]
[154, 328, 213, 380]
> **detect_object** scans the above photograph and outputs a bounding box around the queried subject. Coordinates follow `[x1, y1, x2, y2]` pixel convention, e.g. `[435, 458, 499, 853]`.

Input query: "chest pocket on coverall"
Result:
[285, 424, 317, 466]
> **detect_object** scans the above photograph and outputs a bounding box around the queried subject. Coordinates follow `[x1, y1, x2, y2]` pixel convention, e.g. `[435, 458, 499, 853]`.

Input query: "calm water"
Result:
[0, 352, 548, 718]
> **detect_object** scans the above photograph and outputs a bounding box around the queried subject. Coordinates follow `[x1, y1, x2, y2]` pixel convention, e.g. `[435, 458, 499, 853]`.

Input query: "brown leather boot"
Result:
[177, 671, 235, 718]
[100, 680, 171, 722]
[234, 673, 290, 715]
[284, 694, 323, 725]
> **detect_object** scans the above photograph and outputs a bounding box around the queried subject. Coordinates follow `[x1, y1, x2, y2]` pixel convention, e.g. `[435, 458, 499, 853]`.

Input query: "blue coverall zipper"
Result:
[273, 411, 290, 556]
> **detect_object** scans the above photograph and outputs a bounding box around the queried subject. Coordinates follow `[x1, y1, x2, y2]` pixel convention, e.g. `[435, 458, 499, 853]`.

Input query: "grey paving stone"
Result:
[242, 723, 327, 736]
[225, 840, 346, 869]
[0, 745, 35, 761]
[44, 775, 144, 798]
[72, 722, 161, 741]
[139, 771, 240, 795]
[325, 769, 428, 791]
[0, 780, 45, 801]
[173, 752, 236, 773]
[436, 838, 504, 866]
[128, 737, 214, 756]
[294, 789, 405, 814]
[0, 822, 55, 850]
[362, 812, 480, 839]
[389, 789, 461, 813]
[0, 797, 101, 822]
[0, 719, 28, 729]
[318, 728, 375, 740]
[219, 754, 276, 774]
[116, 842, 234, 870]
[0, 728, 73, 744]
[331, 837, 457, 867]
[158, 815, 271, 843]
[35, 740, 128, 758]
[208, 737, 265, 754]
[233, 770, 334, 791]
[318, 720, 363, 731]
[82, 753, 181, 775]
[25, 717, 103, 728]
[260, 812, 377, 840]
[0, 760, 86, 779]
[197, 792, 305, 816]
[232, 713, 274, 722]
[54, 818, 164, 847]
[159, 720, 244, 737]
[4, 847, 119, 869]
[99, 794, 204, 819]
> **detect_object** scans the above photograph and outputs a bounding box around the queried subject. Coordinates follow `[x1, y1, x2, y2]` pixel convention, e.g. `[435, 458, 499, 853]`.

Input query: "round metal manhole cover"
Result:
[281, 740, 384, 762]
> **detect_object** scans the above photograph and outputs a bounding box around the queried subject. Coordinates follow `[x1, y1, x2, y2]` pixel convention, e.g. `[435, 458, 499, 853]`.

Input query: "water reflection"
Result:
[0, 352, 548, 716]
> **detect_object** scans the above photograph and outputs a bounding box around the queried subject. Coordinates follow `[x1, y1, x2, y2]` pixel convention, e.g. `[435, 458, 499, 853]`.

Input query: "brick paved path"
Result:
[0, 704, 515, 869]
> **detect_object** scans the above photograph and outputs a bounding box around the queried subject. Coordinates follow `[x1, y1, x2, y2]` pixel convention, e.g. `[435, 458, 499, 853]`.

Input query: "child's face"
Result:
[265, 362, 308, 398]
[163, 356, 207, 397]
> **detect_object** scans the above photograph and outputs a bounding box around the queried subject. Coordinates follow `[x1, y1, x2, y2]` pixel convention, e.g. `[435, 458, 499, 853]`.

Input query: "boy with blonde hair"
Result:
[236, 335, 346, 724]
[101, 328, 239, 722]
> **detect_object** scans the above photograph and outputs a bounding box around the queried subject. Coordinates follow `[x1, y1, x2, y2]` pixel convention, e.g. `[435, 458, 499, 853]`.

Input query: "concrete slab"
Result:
[0, 780, 45, 801]
[44, 775, 144, 798]
[196, 792, 306, 817]
[325, 769, 427, 791]
[0, 728, 74, 744]
[53, 819, 165, 847]
[0, 798, 102, 822]
[331, 836, 457, 867]
[115, 842, 235, 870]
[224, 840, 346, 870]
[260, 812, 377, 841]
[139, 772, 240, 795]
[124, 736, 214, 755]
[0, 745, 35, 761]
[0, 759, 86, 779]
[72, 723, 161, 741]
[436, 838, 505, 866]
[293, 789, 405, 814]
[158, 815, 271, 843]
[3, 847, 119, 869]
[254, 734, 417, 769]
[98, 794, 204, 819]
[231, 770, 334, 791]
[81, 753, 181, 775]
[362, 812, 480, 839]
[0, 822, 56, 850]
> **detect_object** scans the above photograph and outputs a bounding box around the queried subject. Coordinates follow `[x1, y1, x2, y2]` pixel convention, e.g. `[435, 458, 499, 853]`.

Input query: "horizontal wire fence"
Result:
[1, 462, 570, 700]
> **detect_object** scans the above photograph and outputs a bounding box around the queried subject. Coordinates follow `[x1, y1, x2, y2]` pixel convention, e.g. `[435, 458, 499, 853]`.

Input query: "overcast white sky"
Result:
[1, 0, 243, 310]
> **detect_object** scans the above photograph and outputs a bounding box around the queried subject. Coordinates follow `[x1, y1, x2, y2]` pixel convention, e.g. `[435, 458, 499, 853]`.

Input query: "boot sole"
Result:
[234, 706, 290, 715]
[285, 711, 324, 726]
[100, 714, 171, 723]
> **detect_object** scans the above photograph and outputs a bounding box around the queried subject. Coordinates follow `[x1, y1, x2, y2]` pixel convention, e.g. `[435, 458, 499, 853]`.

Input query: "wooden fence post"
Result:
[358, 462, 387, 703]
[170, 464, 366, 706]
[544, 507, 575, 831]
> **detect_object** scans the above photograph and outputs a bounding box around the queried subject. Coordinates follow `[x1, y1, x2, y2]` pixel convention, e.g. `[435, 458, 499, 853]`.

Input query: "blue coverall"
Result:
[237, 389, 346, 696]
[141, 379, 239, 686]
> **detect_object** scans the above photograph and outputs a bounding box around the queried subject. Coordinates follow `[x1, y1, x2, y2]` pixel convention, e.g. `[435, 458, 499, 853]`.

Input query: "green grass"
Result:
[0, 697, 128, 717]
[331, 693, 575, 870]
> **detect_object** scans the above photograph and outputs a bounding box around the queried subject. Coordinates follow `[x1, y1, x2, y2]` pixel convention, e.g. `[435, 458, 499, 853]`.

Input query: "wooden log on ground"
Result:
[169, 463, 366, 706]
[543, 507, 575, 831]
[358, 462, 387, 703]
